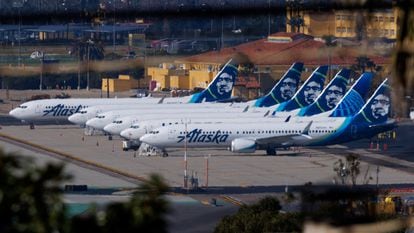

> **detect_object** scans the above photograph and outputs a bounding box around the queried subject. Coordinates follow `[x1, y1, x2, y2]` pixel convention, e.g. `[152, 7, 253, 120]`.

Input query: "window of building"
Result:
[390, 17, 395, 22]
[336, 15, 341, 20]
[391, 29, 395, 35]
[379, 16, 383, 22]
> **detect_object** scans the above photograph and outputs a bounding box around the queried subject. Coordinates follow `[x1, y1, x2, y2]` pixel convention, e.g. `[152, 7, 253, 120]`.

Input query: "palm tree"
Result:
[69, 38, 104, 90]
[351, 56, 375, 74]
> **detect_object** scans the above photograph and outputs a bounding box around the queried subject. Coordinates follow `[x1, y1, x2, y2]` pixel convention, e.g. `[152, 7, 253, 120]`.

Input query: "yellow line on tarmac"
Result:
[0, 132, 148, 183]
[220, 195, 244, 206]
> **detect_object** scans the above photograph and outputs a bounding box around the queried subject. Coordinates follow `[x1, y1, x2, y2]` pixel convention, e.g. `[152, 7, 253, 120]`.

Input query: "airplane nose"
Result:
[68, 114, 81, 124]
[9, 109, 17, 117]
[139, 134, 153, 145]
[103, 125, 115, 134]
[120, 129, 132, 139]
[85, 119, 97, 128]
[9, 108, 23, 120]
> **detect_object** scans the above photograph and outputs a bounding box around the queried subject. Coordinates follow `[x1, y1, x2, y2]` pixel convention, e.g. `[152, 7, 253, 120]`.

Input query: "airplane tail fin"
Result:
[253, 62, 303, 107]
[297, 68, 351, 116]
[351, 79, 391, 124]
[188, 59, 238, 103]
[276, 65, 328, 112]
[329, 72, 373, 117]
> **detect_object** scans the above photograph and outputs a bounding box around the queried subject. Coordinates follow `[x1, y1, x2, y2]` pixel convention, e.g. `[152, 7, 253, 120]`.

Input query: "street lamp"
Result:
[86, 39, 94, 91]
[12, 0, 25, 66]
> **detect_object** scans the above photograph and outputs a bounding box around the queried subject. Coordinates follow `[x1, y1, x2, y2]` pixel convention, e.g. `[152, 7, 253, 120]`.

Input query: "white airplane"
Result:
[140, 79, 395, 155]
[116, 70, 372, 140]
[68, 102, 246, 126]
[120, 72, 372, 146]
[69, 61, 305, 127]
[9, 59, 239, 124]
[8, 97, 158, 123]
[106, 111, 270, 137]
[119, 111, 271, 140]
[86, 105, 255, 131]
[100, 64, 327, 136]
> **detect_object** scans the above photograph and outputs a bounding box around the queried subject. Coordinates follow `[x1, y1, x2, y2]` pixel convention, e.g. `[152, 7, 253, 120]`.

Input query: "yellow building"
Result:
[287, 8, 399, 40]
[102, 75, 137, 92]
[147, 62, 221, 90]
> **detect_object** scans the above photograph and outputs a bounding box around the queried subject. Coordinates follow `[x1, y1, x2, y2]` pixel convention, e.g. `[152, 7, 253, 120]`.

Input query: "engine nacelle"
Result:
[230, 138, 256, 153]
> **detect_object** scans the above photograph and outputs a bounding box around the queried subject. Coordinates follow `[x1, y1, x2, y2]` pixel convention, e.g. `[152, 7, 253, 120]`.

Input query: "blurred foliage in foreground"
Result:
[0, 148, 170, 233]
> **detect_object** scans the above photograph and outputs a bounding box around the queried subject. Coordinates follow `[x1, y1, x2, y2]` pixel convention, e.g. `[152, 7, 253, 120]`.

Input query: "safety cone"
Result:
[376, 141, 380, 151]
[383, 143, 388, 151]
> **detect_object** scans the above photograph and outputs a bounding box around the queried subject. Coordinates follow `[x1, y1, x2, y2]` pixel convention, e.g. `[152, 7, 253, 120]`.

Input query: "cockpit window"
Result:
[97, 115, 105, 119]
[132, 125, 139, 129]
[19, 105, 28, 109]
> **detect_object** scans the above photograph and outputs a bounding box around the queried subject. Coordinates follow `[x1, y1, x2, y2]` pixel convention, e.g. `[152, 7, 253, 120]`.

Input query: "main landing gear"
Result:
[266, 148, 276, 156]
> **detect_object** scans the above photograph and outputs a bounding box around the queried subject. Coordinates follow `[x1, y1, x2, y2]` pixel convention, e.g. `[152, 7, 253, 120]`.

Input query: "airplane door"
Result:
[351, 125, 358, 138]
[35, 104, 42, 114]
[168, 129, 176, 140]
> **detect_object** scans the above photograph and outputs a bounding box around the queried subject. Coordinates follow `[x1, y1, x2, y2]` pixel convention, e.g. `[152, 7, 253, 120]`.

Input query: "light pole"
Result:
[77, 49, 81, 90]
[40, 54, 43, 91]
[268, 0, 271, 37]
[12, 0, 25, 66]
[86, 39, 93, 91]
[30, 50, 44, 90]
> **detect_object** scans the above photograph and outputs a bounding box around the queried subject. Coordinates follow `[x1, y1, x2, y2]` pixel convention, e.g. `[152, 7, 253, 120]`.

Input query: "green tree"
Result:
[69, 174, 170, 233]
[214, 196, 303, 233]
[333, 153, 361, 186]
[0, 147, 170, 233]
[351, 56, 376, 74]
[0, 149, 71, 233]
[69, 38, 105, 90]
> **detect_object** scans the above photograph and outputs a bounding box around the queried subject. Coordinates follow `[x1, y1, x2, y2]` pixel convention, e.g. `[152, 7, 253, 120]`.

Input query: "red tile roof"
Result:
[178, 32, 391, 66]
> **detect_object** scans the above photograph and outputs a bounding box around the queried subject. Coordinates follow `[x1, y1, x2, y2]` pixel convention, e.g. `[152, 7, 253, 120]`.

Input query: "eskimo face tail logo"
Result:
[370, 94, 390, 120]
[177, 129, 229, 144]
[279, 76, 298, 101]
[215, 72, 234, 95]
[303, 80, 323, 104]
[359, 80, 390, 123]
[43, 104, 82, 117]
[325, 84, 346, 109]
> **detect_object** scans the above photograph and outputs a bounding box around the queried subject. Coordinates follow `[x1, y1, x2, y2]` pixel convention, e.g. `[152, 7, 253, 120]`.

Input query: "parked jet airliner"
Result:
[119, 70, 371, 142]
[68, 102, 243, 126]
[69, 62, 303, 126]
[102, 66, 329, 135]
[140, 78, 390, 155]
[86, 106, 252, 130]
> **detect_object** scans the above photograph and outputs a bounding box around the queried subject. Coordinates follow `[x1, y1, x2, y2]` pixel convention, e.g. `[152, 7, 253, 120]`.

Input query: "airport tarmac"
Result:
[1, 119, 413, 233]
[1, 122, 414, 188]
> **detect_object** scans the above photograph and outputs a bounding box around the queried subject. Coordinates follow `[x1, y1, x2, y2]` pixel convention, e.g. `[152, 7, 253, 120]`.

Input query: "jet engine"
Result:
[230, 138, 256, 153]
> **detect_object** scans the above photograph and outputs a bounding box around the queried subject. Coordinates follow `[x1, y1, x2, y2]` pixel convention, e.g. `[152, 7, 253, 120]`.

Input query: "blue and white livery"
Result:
[140, 79, 394, 155]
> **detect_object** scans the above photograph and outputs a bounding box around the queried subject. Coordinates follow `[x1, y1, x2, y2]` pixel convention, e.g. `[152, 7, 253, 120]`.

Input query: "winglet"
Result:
[243, 105, 249, 112]
[285, 115, 291, 122]
[157, 96, 165, 104]
[263, 110, 270, 117]
[302, 121, 313, 135]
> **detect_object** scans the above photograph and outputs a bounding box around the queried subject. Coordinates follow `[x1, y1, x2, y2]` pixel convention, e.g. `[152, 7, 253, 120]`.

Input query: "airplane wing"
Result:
[157, 96, 165, 104]
[255, 121, 313, 146]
